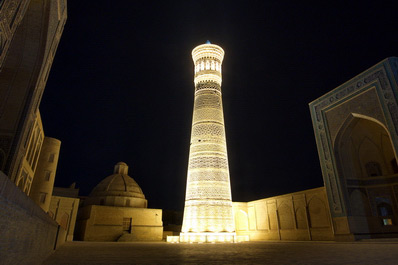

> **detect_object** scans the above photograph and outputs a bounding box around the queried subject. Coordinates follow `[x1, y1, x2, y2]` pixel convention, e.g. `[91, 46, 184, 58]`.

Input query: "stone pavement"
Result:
[43, 240, 398, 265]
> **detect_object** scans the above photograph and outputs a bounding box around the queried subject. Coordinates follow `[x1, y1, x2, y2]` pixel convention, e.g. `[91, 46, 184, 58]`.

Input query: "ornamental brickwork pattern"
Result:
[181, 43, 235, 234]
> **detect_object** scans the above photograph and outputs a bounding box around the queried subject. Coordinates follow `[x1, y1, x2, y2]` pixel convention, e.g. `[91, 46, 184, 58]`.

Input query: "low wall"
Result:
[233, 187, 335, 241]
[76, 205, 163, 242]
[0, 171, 59, 265]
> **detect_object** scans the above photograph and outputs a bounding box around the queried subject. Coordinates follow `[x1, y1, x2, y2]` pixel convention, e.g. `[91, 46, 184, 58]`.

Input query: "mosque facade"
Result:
[232, 57, 398, 241]
[309, 57, 398, 240]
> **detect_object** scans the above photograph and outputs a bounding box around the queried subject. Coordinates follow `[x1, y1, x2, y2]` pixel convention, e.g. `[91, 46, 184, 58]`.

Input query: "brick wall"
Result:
[0, 171, 58, 265]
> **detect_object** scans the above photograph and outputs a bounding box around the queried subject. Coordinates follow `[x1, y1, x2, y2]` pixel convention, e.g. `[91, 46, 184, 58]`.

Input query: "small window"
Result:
[376, 197, 394, 226]
[123, 218, 131, 231]
[44, 171, 51, 181]
[126, 199, 131, 207]
[48, 153, 55, 163]
[377, 202, 393, 217]
[365, 162, 382, 177]
[39, 193, 47, 204]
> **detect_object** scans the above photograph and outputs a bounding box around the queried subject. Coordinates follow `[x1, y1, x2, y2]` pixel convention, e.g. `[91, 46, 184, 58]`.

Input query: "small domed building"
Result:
[75, 162, 163, 241]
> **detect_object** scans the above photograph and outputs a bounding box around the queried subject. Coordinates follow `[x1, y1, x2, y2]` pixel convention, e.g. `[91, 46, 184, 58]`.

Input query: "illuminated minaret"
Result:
[180, 41, 236, 243]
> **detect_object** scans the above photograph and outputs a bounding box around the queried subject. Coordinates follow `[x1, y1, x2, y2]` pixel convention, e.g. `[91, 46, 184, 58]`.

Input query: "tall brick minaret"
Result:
[180, 42, 236, 243]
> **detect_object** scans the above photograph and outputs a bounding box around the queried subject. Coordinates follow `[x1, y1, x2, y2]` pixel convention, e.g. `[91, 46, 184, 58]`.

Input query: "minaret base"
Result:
[167, 233, 249, 243]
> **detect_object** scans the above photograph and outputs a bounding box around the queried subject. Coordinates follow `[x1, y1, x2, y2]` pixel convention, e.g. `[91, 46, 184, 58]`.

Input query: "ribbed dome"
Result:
[90, 173, 145, 198]
[85, 162, 147, 208]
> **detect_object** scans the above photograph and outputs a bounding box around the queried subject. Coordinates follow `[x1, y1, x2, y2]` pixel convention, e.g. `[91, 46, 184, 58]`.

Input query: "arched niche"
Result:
[295, 207, 308, 229]
[349, 188, 372, 217]
[335, 114, 397, 180]
[235, 210, 248, 231]
[308, 196, 330, 228]
[334, 114, 398, 232]
[278, 203, 294, 230]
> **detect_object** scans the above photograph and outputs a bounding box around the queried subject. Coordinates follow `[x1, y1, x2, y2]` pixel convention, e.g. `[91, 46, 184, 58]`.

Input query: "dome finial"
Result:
[206, 40, 211, 44]
[114, 162, 128, 175]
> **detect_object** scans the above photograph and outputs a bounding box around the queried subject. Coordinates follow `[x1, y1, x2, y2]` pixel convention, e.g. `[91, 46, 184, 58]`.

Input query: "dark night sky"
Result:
[39, 1, 398, 211]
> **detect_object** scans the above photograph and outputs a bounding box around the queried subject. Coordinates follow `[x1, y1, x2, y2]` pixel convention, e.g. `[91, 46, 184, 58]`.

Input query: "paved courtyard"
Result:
[43, 240, 398, 265]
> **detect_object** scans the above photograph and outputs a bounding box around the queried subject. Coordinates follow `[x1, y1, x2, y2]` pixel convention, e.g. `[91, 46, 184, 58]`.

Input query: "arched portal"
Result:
[335, 115, 398, 235]
[336, 116, 397, 180]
